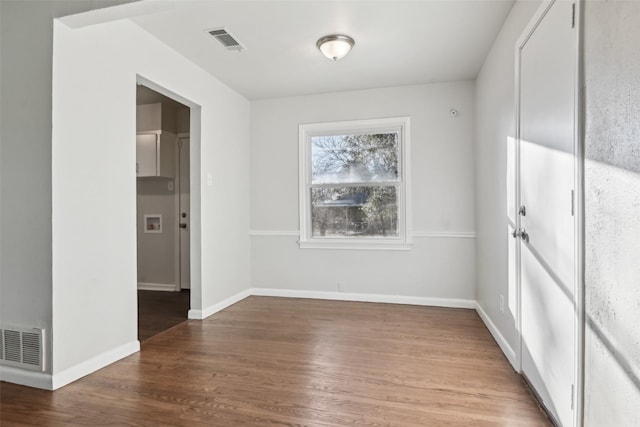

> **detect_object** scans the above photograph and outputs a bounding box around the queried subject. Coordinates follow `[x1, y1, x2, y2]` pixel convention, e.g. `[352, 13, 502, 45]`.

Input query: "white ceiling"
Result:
[80, 0, 516, 100]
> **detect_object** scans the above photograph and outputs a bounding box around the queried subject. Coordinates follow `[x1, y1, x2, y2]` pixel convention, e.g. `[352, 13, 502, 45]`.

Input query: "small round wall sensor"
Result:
[450, 108, 458, 117]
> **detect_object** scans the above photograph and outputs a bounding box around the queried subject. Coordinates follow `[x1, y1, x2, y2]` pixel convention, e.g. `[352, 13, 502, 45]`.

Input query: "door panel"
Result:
[178, 138, 191, 289]
[519, 1, 576, 425]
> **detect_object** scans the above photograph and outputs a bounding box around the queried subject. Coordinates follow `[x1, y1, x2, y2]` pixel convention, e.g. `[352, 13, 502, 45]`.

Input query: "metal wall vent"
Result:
[0, 327, 45, 372]
[207, 28, 245, 52]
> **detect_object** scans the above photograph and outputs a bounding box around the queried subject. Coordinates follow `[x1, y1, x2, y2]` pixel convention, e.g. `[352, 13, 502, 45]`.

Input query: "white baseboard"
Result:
[51, 340, 140, 390]
[1, 291, 516, 392]
[137, 282, 177, 291]
[188, 288, 252, 320]
[475, 302, 517, 370]
[0, 366, 53, 390]
[249, 288, 476, 309]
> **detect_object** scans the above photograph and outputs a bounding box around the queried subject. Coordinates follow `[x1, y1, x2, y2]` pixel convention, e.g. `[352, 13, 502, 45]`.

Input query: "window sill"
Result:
[298, 239, 412, 251]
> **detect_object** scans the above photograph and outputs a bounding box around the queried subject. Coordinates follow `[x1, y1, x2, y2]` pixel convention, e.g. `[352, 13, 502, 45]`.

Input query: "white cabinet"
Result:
[136, 131, 175, 178]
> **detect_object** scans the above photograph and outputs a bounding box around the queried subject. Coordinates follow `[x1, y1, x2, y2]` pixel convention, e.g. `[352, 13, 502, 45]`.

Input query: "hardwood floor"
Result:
[138, 289, 190, 341]
[1, 297, 550, 426]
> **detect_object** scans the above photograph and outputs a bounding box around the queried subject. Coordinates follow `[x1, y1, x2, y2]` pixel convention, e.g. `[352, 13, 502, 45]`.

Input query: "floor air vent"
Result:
[0, 327, 45, 371]
[207, 28, 245, 52]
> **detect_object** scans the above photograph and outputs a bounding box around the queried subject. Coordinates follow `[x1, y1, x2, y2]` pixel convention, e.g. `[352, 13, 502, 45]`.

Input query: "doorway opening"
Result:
[136, 84, 192, 342]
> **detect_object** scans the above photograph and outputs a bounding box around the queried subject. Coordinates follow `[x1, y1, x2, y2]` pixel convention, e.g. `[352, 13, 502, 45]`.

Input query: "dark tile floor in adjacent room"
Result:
[137, 289, 190, 341]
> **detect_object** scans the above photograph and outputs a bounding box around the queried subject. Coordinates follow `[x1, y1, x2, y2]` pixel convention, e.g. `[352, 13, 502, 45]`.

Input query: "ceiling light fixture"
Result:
[316, 34, 355, 61]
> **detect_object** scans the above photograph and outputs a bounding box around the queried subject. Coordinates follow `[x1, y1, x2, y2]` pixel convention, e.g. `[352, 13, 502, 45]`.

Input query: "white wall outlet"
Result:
[168, 181, 174, 191]
[338, 282, 342, 292]
[499, 294, 505, 313]
[207, 173, 213, 186]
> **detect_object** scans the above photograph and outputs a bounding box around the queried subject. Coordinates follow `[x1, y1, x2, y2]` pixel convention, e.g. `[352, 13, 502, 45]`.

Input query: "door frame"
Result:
[135, 75, 202, 312]
[513, 1, 585, 425]
[175, 133, 190, 291]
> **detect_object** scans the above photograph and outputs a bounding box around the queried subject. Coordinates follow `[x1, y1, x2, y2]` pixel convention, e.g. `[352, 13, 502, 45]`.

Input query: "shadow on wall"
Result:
[586, 314, 640, 394]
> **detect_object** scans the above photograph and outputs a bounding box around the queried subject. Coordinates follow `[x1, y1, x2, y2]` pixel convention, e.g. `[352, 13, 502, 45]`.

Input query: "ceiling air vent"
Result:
[207, 28, 245, 52]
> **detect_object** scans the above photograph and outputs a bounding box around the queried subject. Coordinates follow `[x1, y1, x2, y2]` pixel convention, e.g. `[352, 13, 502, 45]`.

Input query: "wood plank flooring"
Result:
[0, 297, 550, 426]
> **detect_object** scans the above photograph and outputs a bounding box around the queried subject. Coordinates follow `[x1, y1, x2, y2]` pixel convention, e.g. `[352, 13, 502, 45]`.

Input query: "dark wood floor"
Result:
[1, 297, 549, 426]
[138, 289, 190, 341]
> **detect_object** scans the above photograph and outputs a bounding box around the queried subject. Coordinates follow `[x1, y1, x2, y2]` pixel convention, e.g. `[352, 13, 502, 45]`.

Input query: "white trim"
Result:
[1, 291, 521, 392]
[298, 117, 411, 250]
[249, 230, 476, 239]
[137, 282, 176, 292]
[412, 231, 476, 239]
[298, 240, 412, 251]
[249, 230, 299, 237]
[475, 302, 517, 371]
[51, 341, 140, 390]
[249, 288, 476, 309]
[573, 1, 585, 424]
[188, 288, 252, 320]
[0, 366, 53, 390]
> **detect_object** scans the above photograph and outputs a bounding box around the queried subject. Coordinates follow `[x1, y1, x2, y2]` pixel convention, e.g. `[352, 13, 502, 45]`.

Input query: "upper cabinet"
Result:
[136, 103, 176, 179]
[136, 132, 175, 178]
[137, 103, 177, 133]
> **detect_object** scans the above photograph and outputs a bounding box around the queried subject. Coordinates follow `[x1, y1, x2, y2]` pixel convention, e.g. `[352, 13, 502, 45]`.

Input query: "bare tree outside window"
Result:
[299, 117, 410, 249]
[310, 132, 400, 237]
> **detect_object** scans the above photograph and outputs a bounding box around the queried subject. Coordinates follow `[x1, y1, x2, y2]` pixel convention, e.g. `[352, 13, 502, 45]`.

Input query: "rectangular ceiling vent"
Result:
[207, 28, 245, 52]
[0, 326, 45, 372]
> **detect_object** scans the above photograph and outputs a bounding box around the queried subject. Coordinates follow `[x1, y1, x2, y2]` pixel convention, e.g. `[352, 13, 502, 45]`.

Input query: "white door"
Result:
[178, 138, 191, 289]
[517, 1, 576, 425]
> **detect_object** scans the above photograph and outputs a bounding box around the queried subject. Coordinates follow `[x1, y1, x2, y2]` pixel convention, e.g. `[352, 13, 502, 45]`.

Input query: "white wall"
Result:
[51, 17, 250, 384]
[474, 0, 541, 361]
[0, 0, 134, 381]
[135, 102, 182, 289]
[251, 83, 476, 302]
[583, 1, 640, 425]
[137, 179, 176, 287]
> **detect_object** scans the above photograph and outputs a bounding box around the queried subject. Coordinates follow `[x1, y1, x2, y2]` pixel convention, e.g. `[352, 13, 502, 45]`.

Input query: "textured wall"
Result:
[584, 1, 640, 425]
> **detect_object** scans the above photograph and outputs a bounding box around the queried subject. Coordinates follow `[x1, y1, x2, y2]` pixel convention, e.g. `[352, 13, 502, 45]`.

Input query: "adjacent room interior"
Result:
[1, 1, 639, 426]
[135, 85, 191, 341]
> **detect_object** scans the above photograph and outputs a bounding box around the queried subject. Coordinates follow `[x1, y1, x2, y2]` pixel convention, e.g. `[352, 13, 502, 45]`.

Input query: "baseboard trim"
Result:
[51, 340, 140, 390]
[249, 288, 476, 309]
[2, 292, 516, 391]
[137, 282, 176, 291]
[188, 288, 252, 320]
[475, 302, 517, 370]
[249, 230, 477, 239]
[0, 366, 53, 390]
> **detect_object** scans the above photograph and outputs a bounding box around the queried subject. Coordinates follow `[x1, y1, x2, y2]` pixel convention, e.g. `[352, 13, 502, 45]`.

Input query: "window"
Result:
[299, 117, 411, 250]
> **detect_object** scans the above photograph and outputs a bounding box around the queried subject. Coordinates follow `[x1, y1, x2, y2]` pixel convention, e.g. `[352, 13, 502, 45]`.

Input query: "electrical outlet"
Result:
[499, 294, 505, 313]
[338, 282, 342, 292]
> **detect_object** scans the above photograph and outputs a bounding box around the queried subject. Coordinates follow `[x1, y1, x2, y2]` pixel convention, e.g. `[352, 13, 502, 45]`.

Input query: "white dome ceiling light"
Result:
[316, 34, 355, 61]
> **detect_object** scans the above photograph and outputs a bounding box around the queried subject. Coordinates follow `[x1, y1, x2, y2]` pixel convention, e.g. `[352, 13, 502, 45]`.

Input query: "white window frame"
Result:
[298, 117, 412, 250]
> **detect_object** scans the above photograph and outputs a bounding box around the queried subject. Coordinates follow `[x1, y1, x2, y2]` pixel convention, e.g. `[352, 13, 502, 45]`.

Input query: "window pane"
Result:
[311, 186, 398, 237]
[311, 132, 399, 184]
